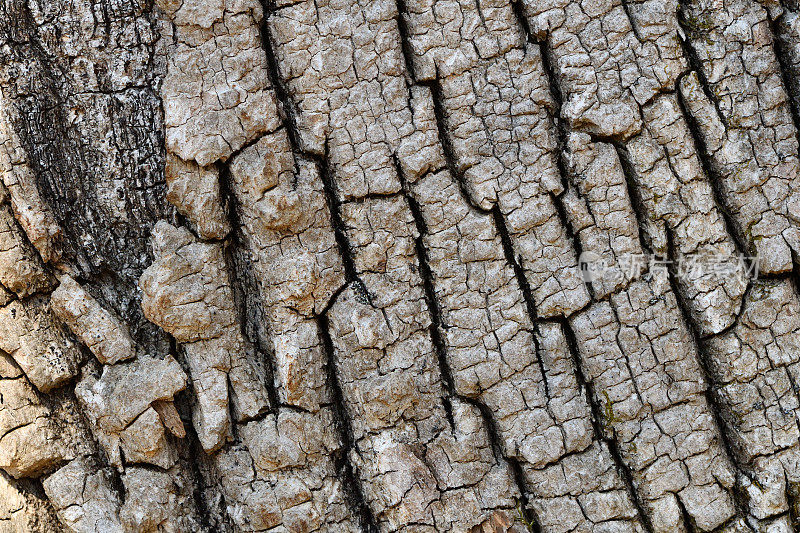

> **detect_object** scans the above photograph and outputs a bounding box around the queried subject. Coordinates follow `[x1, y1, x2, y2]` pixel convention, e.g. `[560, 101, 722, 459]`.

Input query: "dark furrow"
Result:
[394, 0, 419, 82]
[421, 78, 494, 216]
[396, 161, 540, 533]
[509, 0, 535, 44]
[619, 0, 643, 41]
[529, 39, 597, 304]
[674, 74, 752, 263]
[317, 315, 380, 533]
[556, 317, 654, 533]
[673, 73, 757, 326]
[767, 10, 800, 158]
[662, 226, 753, 528]
[254, 7, 378, 531]
[525, 319, 652, 525]
[612, 143, 656, 258]
[173, 384, 228, 532]
[491, 207, 549, 399]
[393, 0, 494, 216]
[785, 470, 800, 530]
[315, 146, 369, 297]
[216, 161, 281, 412]
[673, 8, 728, 127]
[258, 2, 311, 157]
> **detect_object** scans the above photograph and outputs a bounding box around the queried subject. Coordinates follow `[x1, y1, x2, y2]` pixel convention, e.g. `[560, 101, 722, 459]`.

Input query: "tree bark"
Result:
[2, 0, 800, 531]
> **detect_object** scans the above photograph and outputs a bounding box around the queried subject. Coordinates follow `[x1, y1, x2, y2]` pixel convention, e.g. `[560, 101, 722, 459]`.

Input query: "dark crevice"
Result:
[392, 2, 495, 216]
[674, 75, 757, 328]
[557, 318, 655, 533]
[619, 0, 643, 41]
[534, 40, 597, 303]
[396, 168, 456, 430]
[536, 41, 562, 111]
[163, 336, 226, 531]
[420, 76, 492, 215]
[675, 74, 752, 263]
[315, 143, 367, 295]
[262, 20, 365, 292]
[509, 0, 537, 44]
[767, 10, 800, 157]
[612, 143, 656, 258]
[216, 161, 281, 412]
[785, 470, 800, 531]
[317, 315, 379, 533]
[675, 495, 699, 532]
[394, 0, 418, 82]
[396, 158, 540, 533]
[176, 389, 227, 532]
[662, 226, 753, 528]
[492, 207, 549, 399]
[674, 9, 728, 127]
[256, 5, 376, 531]
[258, 2, 309, 156]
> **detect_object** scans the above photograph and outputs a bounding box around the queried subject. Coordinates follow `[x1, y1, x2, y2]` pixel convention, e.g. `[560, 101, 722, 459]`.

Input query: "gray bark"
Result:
[1, 0, 800, 531]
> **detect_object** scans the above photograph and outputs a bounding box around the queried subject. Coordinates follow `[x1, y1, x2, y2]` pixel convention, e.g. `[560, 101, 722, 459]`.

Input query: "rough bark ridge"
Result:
[3, 0, 800, 531]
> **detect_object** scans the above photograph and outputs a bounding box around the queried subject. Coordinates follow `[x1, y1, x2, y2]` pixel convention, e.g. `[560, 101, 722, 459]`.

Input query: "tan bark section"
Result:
[3, 0, 800, 532]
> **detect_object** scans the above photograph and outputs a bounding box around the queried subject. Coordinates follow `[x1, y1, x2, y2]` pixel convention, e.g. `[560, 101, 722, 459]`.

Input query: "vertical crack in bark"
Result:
[174, 384, 229, 532]
[317, 315, 379, 533]
[257, 5, 378, 529]
[396, 162, 541, 533]
[394, 0, 493, 216]
[674, 8, 728, 127]
[216, 161, 281, 411]
[662, 226, 753, 527]
[556, 317, 655, 533]
[533, 39, 596, 303]
[315, 146, 364, 291]
[785, 469, 800, 530]
[491, 208, 549, 400]
[673, 72, 758, 332]
[421, 78, 494, 216]
[258, 2, 307, 155]
[619, 0, 643, 41]
[767, 10, 800, 156]
[612, 143, 656, 258]
[395, 0, 419, 82]
[674, 74, 752, 267]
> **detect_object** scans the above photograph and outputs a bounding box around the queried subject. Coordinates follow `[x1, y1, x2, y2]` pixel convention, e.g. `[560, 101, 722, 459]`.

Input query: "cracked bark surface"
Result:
[4, 0, 800, 531]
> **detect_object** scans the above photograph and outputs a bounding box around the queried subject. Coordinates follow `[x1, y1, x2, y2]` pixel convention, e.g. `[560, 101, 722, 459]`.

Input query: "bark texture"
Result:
[2, 0, 800, 531]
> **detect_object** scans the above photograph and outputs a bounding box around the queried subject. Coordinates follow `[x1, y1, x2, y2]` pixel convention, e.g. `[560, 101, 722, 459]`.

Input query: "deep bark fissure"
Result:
[216, 161, 281, 412]
[397, 165, 540, 532]
[491, 207, 550, 400]
[317, 315, 380, 533]
[255, 7, 377, 531]
[768, 10, 800, 159]
[674, 74, 752, 266]
[556, 317, 654, 533]
[612, 143, 657, 259]
[674, 9, 728, 127]
[662, 225, 753, 527]
[176, 385, 230, 532]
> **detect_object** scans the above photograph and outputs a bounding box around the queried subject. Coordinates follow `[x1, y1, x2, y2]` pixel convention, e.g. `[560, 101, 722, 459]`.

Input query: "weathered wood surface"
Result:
[2, 0, 800, 531]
